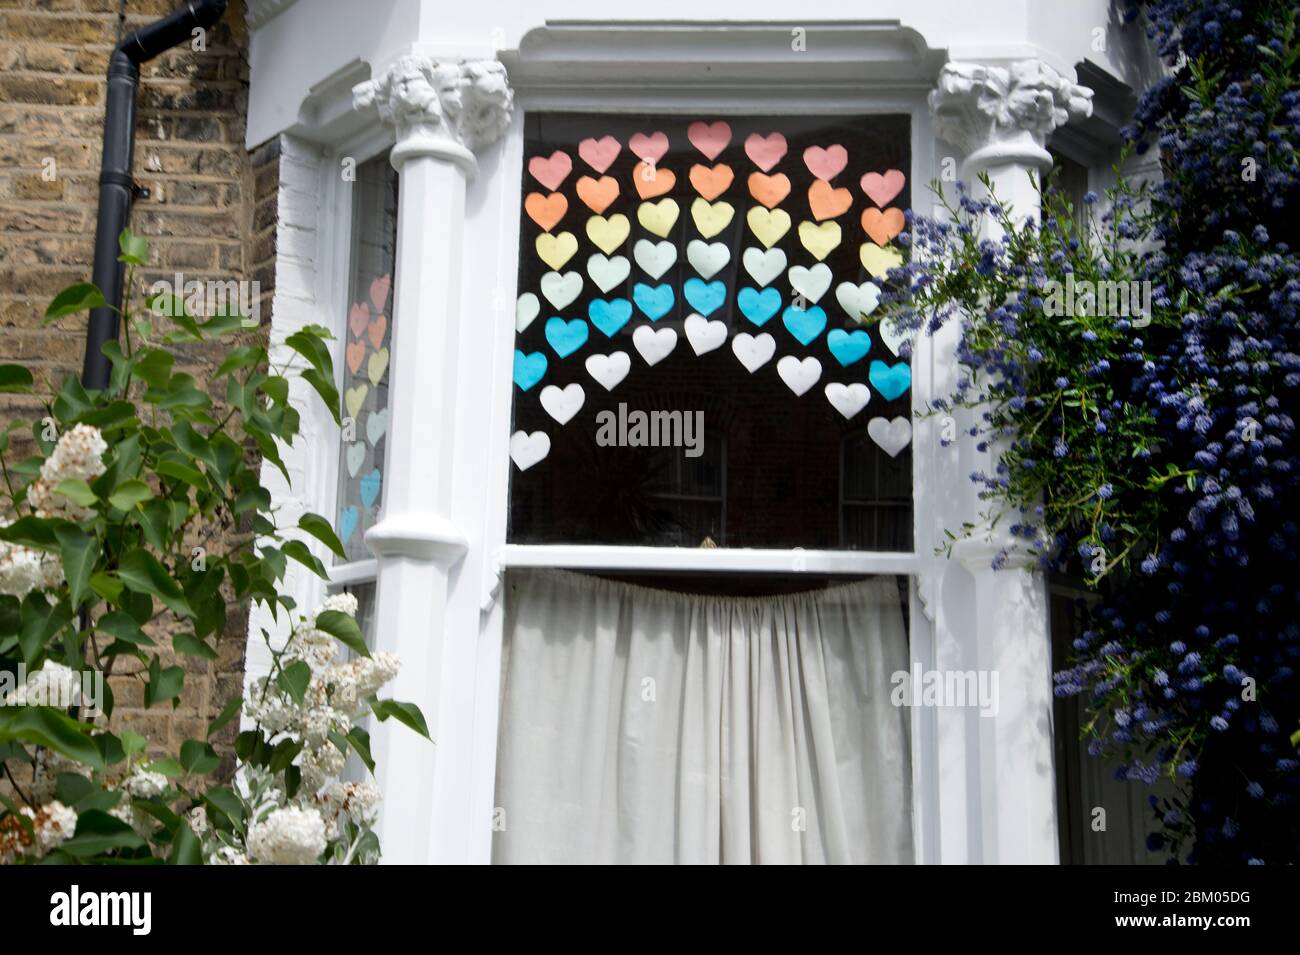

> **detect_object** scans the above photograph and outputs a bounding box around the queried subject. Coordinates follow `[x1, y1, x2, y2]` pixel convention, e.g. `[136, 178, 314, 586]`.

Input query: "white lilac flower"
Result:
[313, 780, 380, 839]
[0, 537, 63, 597]
[246, 805, 327, 864]
[119, 768, 169, 799]
[319, 592, 359, 619]
[3, 661, 82, 708]
[23, 801, 78, 857]
[298, 741, 346, 795]
[27, 424, 108, 522]
[209, 845, 249, 865]
[187, 805, 209, 837]
[284, 626, 339, 668]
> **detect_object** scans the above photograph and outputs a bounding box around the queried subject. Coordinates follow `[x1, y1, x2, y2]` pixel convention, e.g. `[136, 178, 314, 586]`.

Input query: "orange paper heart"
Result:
[688, 163, 734, 201]
[808, 179, 852, 221]
[367, 314, 386, 349]
[747, 172, 791, 209]
[861, 207, 906, 245]
[346, 340, 365, 375]
[368, 275, 391, 312]
[348, 303, 368, 337]
[524, 191, 568, 231]
[633, 161, 676, 199]
[576, 175, 619, 213]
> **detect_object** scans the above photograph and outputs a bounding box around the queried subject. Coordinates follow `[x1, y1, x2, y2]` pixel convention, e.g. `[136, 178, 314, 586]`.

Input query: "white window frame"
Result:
[479, 49, 945, 862]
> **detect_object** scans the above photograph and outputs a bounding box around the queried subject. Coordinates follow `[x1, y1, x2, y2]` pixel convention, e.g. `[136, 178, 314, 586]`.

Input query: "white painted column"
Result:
[927, 60, 1092, 864]
[351, 55, 512, 864]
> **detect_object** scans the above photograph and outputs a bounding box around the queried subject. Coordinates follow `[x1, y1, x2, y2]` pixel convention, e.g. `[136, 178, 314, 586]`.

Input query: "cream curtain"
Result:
[493, 570, 913, 864]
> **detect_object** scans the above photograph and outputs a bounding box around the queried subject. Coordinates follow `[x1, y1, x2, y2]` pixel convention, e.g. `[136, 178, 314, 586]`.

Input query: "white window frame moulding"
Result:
[479, 19, 952, 865]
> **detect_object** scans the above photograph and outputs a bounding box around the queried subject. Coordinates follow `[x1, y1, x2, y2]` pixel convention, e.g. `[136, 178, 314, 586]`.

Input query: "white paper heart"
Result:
[683, 313, 728, 355]
[509, 430, 551, 471]
[686, 239, 730, 280]
[788, 263, 832, 305]
[879, 315, 912, 357]
[824, 382, 872, 419]
[584, 351, 632, 391]
[835, 280, 882, 320]
[731, 332, 776, 373]
[366, 409, 389, 445]
[776, 355, 822, 396]
[587, 253, 630, 293]
[867, 415, 912, 457]
[632, 325, 678, 366]
[516, 292, 540, 333]
[540, 270, 583, 310]
[633, 238, 677, 280]
[346, 441, 365, 478]
[741, 246, 786, 287]
[539, 383, 585, 425]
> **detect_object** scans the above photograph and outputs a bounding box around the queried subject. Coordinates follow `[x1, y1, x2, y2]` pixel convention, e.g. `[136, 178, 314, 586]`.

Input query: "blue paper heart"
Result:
[869, 359, 912, 401]
[782, 304, 827, 346]
[359, 468, 382, 508]
[338, 505, 358, 543]
[827, 328, 872, 366]
[513, 349, 548, 391]
[737, 286, 781, 326]
[588, 298, 632, 337]
[683, 278, 727, 317]
[632, 282, 675, 321]
[544, 317, 589, 358]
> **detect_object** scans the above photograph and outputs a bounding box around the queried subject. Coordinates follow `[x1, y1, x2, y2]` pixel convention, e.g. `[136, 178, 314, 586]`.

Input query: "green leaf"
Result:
[173, 631, 216, 660]
[54, 525, 96, 609]
[18, 592, 73, 668]
[300, 368, 342, 425]
[96, 610, 152, 647]
[268, 737, 303, 773]
[285, 329, 333, 377]
[298, 513, 346, 559]
[144, 758, 183, 778]
[282, 539, 329, 580]
[60, 809, 146, 857]
[53, 478, 98, 508]
[202, 787, 245, 827]
[108, 479, 153, 511]
[120, 728, 147, 756]
[346, 725, 374, 773]
[370, 699, 430, 740]
[315, 608, 369, 658]
[118, 549, 194, 619]
[0, 706, 105, 771]
[207, 696, 242, 739]
[118, 228, 149, 266]
[179, 738, 220, 775]
[0, 364, 34, 393]
[132, 348, 174, 389]
[143, 658, 184, 709]
[277, 660, 312, 704]
[43, 283, 107, 323]
[0, 515, 57, 548]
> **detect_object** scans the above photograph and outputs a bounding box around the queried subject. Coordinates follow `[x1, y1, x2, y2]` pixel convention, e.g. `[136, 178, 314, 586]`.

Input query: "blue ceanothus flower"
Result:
[877, 0, 1300, 863]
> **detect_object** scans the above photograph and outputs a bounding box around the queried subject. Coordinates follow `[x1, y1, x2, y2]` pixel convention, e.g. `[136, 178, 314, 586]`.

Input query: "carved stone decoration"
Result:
[353, 55, 514, 169]
[929, 59, 1093, 158]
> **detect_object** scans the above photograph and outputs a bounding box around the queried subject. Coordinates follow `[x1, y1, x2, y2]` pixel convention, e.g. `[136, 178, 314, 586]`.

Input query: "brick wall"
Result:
[0, 0, 271, 761]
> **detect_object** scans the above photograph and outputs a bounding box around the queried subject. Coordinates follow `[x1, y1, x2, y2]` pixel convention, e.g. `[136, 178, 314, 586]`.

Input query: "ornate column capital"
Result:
[929, 59, 1093, 171]
[353, 54, 514, 173]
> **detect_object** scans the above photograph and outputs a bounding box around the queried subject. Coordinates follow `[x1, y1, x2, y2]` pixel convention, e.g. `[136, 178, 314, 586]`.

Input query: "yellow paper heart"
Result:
[536, 231, 578, 270]
[637, 199, 680, 238]
[585, 213, 630, 254]
[690, 198, 735, 239]
[745, 206, 792, 249]
[345, 383, 369, 420]
[798, 220, 841, 261]
[367, 346, 389, 386]
[859, 242, 904, 278]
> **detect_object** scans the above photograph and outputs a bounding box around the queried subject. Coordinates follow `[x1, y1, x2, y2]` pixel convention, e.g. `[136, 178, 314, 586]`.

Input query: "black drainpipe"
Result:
[82, 0, 229, 389]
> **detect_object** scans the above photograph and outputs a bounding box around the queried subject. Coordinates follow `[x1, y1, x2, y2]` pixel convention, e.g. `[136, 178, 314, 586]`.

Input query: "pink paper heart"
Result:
[368, 274, 391, 312]
[578, 135, 621, 173]
[527, 151, 572, 191]
[367, 313, 387, 349]
[628, 131, 669, 164]
[744, 132, 787, 172]
[346, 340, 365, 375]
[348, 303, 369, 337]
[803, 144, 848, 181]
[687, 120, 732, 161]
[861, 169, 906, 208]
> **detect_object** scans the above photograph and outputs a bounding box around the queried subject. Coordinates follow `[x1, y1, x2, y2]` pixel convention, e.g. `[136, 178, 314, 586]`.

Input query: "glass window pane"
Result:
[509, 113, 913, 550]
[336, 155, 398, 562]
